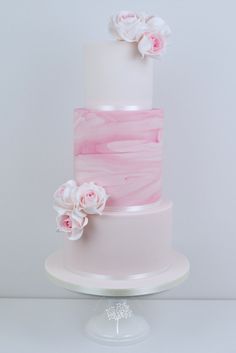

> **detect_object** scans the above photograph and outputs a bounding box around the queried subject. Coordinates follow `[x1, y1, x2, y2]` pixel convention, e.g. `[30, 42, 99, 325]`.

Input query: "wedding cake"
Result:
[48, 11, 189, 295]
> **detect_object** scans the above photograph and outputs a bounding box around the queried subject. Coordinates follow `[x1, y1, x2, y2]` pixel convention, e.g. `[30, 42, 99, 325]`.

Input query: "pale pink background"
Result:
[0, 0, 235, 299]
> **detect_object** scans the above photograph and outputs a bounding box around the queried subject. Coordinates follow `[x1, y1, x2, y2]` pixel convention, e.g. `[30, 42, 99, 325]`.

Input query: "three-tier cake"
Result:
[46, 11, 189, 296]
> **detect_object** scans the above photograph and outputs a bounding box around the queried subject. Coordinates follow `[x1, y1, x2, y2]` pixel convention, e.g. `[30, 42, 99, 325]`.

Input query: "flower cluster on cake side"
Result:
[53, 180, 109, 240]
[109, 11, 171, 58]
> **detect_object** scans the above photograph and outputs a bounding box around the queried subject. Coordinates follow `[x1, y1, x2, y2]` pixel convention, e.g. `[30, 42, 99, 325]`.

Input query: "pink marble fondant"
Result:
[74, 109, 163, 207]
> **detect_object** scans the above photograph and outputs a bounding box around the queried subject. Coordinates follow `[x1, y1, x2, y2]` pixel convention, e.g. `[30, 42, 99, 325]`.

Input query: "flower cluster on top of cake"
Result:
[109, 11, 171, 58]
[53, 180, 109, 240]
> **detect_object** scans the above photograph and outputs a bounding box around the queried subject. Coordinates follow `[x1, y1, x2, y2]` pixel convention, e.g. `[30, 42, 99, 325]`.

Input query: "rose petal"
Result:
[138, 35, 153, 57]
[53, 204, 70, 215]
[68, 227, 84, 240]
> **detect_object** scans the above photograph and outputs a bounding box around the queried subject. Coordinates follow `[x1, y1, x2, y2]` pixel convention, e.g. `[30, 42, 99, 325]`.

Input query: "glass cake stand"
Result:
[45, 250, 189, 345]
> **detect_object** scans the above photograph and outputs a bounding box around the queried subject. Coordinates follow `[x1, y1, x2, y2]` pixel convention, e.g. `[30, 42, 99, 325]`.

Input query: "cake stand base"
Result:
[85, 298, 149, 345]
[45, 252, 189, 345]
[45, 250, 189, 297]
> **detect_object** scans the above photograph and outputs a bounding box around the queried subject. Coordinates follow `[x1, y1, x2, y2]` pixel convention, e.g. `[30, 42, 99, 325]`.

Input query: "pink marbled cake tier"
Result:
[74, 108, 163, 207]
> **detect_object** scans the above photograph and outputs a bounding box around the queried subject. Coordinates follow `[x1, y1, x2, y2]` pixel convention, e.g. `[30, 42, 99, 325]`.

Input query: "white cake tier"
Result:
[63, 200, 173, 279]
[84, 41, 153, 110]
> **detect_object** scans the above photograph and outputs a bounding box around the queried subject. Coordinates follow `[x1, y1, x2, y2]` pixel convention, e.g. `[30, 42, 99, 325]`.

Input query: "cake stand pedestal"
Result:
[85, 298, 150, 345]
[45, 250, 189, 345]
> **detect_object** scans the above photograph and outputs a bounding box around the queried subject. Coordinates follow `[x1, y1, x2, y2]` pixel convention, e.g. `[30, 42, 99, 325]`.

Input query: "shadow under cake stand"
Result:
[45, 250, 189, 344]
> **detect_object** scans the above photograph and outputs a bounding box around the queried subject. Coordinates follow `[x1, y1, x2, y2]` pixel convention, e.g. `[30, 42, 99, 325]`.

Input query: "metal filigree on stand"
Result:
[85, 298, 149, 345]
[106, 301, 132, 334]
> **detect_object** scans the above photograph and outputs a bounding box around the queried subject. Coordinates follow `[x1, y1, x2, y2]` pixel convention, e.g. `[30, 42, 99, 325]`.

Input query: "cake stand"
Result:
[45, 250, 189, 345]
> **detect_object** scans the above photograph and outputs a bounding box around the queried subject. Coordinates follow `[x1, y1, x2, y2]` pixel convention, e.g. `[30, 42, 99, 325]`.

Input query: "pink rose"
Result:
[138, 32, 166, 58]
[56, 213, 73, 233]
[109, 11, 171, 59]
[109, 11, 146, 42]
[56, 210, 88, 240]
[53, 180, 108, 240]
[75, 182, 109, 215]
[137, 15, 171, 58]
[53, 180, 77, 215]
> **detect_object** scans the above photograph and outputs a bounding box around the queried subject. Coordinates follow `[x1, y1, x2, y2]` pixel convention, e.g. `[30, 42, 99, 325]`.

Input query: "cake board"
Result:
[45, 250, 189, 297]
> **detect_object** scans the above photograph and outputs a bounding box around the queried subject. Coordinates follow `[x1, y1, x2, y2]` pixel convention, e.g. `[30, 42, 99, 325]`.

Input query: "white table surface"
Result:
[0, 299, 235, 353]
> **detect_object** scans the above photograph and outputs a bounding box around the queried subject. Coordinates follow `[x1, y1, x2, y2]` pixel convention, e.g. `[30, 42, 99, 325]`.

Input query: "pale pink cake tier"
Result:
[74, 108, 163, 207]
[63, 200, 173, 278]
